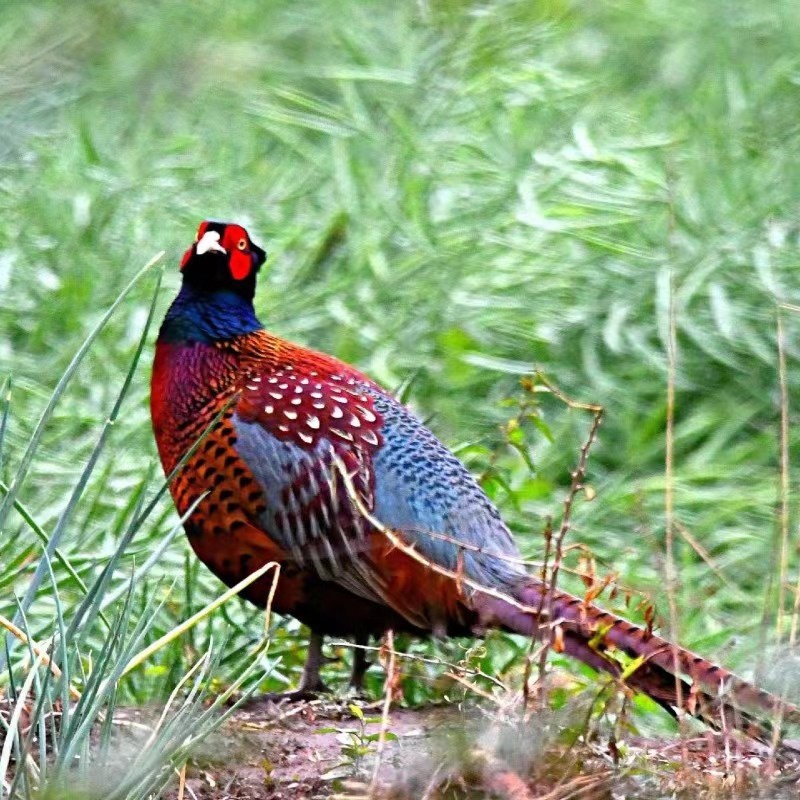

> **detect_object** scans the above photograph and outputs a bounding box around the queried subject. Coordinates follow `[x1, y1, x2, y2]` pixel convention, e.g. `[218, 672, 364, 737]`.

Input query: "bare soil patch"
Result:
[142, 699, 800, 800]
[5, 694, 800, 798]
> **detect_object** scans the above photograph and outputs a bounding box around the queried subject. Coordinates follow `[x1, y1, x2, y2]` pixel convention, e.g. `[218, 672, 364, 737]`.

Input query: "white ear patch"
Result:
[196, 230, 226, 255]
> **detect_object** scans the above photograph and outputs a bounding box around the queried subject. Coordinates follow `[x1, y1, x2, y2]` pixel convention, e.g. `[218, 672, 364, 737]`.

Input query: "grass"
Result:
[2, 0, 800, 794]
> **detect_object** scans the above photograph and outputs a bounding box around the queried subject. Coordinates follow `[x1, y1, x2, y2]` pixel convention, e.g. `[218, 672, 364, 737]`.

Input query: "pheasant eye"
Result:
[237, 238, 247, 251]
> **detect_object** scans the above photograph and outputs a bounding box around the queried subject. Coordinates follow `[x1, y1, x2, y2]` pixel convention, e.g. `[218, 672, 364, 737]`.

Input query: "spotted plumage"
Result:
[151, 220, 800, 735]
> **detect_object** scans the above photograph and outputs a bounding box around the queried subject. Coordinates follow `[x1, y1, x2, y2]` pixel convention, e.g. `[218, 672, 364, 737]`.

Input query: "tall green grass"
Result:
[2, 0, 800, 780]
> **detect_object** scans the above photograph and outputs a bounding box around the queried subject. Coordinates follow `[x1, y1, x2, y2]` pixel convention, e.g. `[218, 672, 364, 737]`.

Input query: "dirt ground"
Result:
[135, 698, 800, 800]
[5, 694, 800, 799]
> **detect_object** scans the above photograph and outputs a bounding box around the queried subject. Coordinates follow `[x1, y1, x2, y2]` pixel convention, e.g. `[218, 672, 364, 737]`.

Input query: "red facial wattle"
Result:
[178, 221, 264, 280]
[229, 248, 251, 280]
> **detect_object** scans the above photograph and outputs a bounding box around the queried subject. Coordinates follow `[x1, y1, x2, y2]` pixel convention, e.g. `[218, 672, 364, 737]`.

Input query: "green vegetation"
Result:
[2, 0, 800, 795]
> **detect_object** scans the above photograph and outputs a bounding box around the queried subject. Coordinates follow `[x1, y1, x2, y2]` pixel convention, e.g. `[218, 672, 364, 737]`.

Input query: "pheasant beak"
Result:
[195, 230, 226, 256]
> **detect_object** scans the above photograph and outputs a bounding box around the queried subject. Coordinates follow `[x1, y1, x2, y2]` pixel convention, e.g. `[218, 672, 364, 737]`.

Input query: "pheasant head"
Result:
[180, 220, 267, 298]
[160, 221, 267, 343]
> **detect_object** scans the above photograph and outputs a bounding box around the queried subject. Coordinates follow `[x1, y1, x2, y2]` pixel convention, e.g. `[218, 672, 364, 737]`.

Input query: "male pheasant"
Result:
[151, 220, 798, 737]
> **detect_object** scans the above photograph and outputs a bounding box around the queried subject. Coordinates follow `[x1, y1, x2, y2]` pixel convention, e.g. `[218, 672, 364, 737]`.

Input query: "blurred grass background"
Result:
[2, 0, 800, 711]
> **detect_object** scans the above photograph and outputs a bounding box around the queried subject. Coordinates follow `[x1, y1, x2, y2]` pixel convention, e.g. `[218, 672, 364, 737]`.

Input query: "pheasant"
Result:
[151, 220, 798, 738]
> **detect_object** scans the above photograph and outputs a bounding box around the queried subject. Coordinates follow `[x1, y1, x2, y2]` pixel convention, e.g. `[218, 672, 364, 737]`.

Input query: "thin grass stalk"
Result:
[0, 650, 46, 790]
[0, 376, 10, 473]
[61, 590, 171, 787]
[120, 560, 279, 678]
[6, 601, 49, 800]
[0, 483, 95, 616]
[56, 573, 170, 773]
[776, 307, 791, 643]
[10, 645, 54, 800]
[0, 615, 78, 700]
[369, 629, 396, 797]
[111, 569, 281, 800]
[54, 581, 140, 768]
[99, 492, 206, 612]
[4, 268, 163, 665]
[134, 649, 212, 759]
[773, 304, 800, 753]
[97, 672, 118, 773]
[47, 550, 74, 762]
[0, 253, 162, 534]
[664, 236, 687, 759]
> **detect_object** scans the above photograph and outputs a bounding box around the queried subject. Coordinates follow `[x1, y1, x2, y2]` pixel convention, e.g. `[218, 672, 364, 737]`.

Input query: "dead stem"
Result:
[528, 516, 553, 710]
[531, 374, 603, 715]
[0, 613, 81, 701]
[534, 771, 613, 800]
[776, 307, 791, 643]
[370, 630, 397, 798]
[780, 301, 800, 653]
[770, 303, 797, 755]
[664, 262, 687, 762]
[330, 640, 507, 690]
[444, 671, 502, 703]
[176, 763, 187, 800]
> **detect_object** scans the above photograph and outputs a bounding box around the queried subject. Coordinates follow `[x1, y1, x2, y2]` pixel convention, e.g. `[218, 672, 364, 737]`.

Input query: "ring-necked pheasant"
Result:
[151, 220, 798, 737]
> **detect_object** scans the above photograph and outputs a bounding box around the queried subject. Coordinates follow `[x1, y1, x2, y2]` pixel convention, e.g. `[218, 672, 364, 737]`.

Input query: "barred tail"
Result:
[477, 579, 800, 741]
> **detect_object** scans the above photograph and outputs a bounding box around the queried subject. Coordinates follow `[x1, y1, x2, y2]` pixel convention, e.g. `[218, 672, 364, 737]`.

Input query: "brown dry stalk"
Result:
[780, 302, 800, 651]
[534, 771, 613, 800]
[370, 629, 398, 798]
[176, 763, 187, 800]
[531, 517, 554, 708]
[777, 307, 791, 643]
[0, 613, 81, 701]
[664, 264, 688, 762]
[771, 303, 798, 754]
[330, 640, 507, 690]
[544, 382, 603, 674]
[444, 671, 501, 703]
[516, 374, 603, 709]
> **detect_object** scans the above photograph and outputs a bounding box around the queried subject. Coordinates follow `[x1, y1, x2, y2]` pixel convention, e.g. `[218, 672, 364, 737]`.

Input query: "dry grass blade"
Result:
[0, 651, 46, 789]
[0, 614, 81, 702]
[369, 629, 397, 797]
[121, 561, 279, 678]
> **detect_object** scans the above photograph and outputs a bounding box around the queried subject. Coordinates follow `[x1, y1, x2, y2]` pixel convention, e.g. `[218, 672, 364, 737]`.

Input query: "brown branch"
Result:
[369, 630, 397, 797]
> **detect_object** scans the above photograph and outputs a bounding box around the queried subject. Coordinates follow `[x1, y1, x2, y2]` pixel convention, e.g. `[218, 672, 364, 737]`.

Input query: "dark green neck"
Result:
[158, 285, 263, 344]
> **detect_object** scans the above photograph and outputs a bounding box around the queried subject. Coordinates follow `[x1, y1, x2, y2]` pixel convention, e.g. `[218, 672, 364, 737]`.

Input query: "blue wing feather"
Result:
[369, 391, 525, 592]
[233, 378, 526, 601]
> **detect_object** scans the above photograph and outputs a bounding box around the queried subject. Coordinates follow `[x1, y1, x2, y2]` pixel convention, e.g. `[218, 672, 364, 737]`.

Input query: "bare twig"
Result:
[770, 303, 796, 755]
[664, 257, 687, 761]
[332, 640, 507, 690]
[780, 301, 800, 653]
[523, 374, 603, 711]
[0, 613, 81, 701]
[444, 671, 502, 703]
[534, 771, 613, 800]
[176, 763, 187, 800]
[528, 516, 552, 709]
[369, 630, 397, 797]
[777, 306, 791, 643]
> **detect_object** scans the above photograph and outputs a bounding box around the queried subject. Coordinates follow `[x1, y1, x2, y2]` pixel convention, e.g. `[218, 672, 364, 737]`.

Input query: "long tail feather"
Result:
[477, 579, 800, 740]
